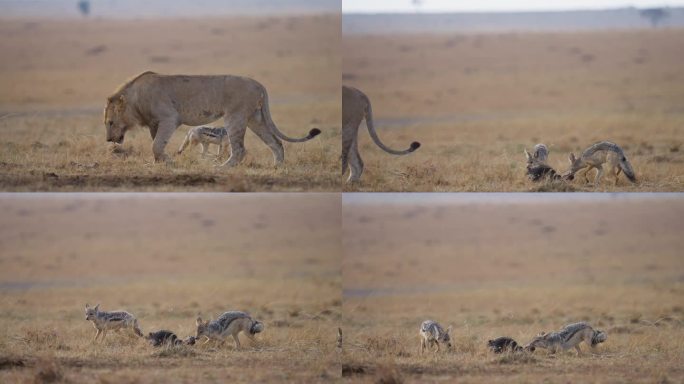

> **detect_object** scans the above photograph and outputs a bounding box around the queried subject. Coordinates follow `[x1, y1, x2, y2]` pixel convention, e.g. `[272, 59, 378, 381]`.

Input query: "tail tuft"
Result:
[309, 128, 321, 137]
[409, 142, 421, 151]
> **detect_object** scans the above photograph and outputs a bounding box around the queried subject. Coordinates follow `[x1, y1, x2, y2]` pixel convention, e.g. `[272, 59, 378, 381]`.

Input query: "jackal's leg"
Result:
[133, 322, 143, 337]
[574, 345, 582, 356]
[614, 166, 621, 185]
[232, 334, 241, 350]
[200, 143, 208, 158]
[420, 338, 425, 354]
[245, 332, 257, 345]
[594, 165, 604, 186]
[93, 329, 102, 342]
[579, 167, 592, 184]
[101, 329, 107, 341]
[435, 341, 440, 353]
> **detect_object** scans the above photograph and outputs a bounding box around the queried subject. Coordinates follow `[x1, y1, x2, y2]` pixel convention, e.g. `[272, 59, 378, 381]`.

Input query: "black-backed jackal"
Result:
[525, 143, 562, 182]
[177, 126, 230, 158]
[195, 311, 264, 350]
[524, 322, 607, 355]
[84, 303, 143, 342]
[564, 141, 636, 186]
[419, 320, 452, 353]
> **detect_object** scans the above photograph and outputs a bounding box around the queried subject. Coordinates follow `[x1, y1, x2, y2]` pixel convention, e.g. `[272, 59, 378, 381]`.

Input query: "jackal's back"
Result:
[580, 141, 623, 158]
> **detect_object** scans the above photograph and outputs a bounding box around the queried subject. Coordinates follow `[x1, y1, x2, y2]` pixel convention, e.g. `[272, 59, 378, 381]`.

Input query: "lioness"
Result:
[342, 86, 420, 182]
[104, 71, 321, 165]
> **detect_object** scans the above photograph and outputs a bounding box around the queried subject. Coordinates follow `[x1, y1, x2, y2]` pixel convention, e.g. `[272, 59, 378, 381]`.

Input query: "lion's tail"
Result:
[365, 101, 420, 155]
[260, 90, 321, 143]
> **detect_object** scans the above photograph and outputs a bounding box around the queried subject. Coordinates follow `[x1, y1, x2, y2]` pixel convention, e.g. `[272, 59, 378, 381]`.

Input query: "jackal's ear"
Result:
[524, 149, 532, 161]
[94, 304, 100, 311]
[569, 153, 576, 163]
[85, 303, 90, 309]
[446, 326, 453, 335]
[196, 317, 203, 326]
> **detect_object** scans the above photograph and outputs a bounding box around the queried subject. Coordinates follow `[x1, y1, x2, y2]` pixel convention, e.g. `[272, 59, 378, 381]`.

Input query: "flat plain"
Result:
[0, 194, 341, 383]
[0, 14, 340, 191]
[343, 29, 684, 191]
[342, 194, 684, 382]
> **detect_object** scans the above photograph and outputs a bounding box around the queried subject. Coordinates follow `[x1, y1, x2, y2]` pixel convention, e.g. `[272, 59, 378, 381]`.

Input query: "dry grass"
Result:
[341, 196, 684, 382]
[0, 15, 340, 191]
[0, 194, 342, 383]
[343, 29, 684, 191]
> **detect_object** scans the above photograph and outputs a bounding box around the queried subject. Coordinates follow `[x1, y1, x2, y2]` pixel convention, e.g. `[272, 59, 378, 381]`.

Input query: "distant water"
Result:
[343, 8, 684, 34]
[0, 0, 339, 19]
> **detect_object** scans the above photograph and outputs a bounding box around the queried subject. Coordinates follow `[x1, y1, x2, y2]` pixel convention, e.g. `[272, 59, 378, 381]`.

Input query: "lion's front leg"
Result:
[153, 119, 179, 163]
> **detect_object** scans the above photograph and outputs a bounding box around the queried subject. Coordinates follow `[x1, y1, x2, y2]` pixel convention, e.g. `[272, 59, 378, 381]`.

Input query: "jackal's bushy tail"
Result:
[591, 330, 607, 346]
[177, 131, 192, 154]
[619, 156, 636, 183]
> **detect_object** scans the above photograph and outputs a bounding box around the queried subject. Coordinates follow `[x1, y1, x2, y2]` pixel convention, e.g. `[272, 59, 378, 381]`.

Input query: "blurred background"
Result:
[4, 0, 339, 18]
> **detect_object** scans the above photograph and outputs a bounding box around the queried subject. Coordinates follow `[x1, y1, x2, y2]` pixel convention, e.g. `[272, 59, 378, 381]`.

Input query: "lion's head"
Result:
[104, 94, 135, 144]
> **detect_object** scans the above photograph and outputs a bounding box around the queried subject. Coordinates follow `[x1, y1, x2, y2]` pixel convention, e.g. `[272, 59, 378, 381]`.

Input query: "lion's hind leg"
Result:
[347, 138, 364, 183]
[248, 116, 284, 165]
[219, 118, 248, 167]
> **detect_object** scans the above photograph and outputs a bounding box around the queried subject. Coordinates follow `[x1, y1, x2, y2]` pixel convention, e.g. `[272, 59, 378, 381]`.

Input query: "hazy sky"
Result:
[343, 0, 684, 13]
